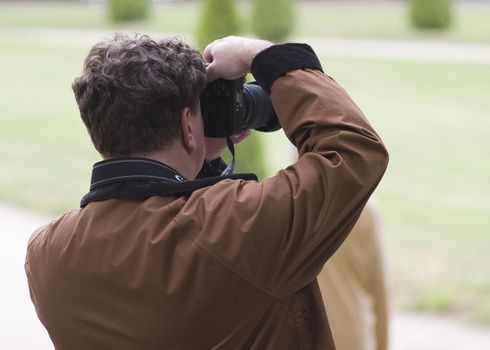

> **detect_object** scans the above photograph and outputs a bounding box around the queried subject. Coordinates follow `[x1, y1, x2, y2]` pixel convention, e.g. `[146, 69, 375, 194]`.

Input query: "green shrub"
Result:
[107, 0, 150, 22]
[196, 1, 267, 179]
[252, 0, 295, 43]
[196, 0, 240, 51]
[410, 0, 452, 29]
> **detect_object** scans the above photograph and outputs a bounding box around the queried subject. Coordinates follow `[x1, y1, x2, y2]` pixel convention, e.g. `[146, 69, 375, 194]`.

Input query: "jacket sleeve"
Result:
[179, 44, 389, 298]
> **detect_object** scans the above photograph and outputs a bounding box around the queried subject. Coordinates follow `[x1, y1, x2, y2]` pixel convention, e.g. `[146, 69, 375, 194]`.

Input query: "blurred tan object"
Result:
[318, 200, 389, 350]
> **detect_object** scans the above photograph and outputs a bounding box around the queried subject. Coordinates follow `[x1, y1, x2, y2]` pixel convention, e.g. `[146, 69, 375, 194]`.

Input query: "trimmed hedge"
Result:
[196, 0, 240, 51]
[410, 0, 452, 29]
[252, 0, 295, 43]
[107, 0, 150, 22]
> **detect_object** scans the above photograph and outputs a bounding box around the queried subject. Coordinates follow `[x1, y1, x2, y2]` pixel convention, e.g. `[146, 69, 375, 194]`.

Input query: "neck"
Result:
[104, 144, 200, 181]
[143, 150, 197, 180]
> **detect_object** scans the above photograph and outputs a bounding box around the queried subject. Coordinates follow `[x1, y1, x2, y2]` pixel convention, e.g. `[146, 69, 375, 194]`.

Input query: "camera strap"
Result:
[220, 136, 236, 176]
[80, 157, 257, 207]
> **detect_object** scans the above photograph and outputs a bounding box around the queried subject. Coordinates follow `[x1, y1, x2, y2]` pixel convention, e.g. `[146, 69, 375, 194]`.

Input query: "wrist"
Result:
[251, 43, 323, 93]
[243, 40, 272, 73]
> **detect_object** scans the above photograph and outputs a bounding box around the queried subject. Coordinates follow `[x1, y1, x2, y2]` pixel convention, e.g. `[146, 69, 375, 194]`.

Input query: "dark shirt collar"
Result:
[90, 157, 186, 191]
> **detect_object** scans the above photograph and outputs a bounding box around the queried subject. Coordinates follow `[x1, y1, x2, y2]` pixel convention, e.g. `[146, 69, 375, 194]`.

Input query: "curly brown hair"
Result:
[72, 33, 206, 157]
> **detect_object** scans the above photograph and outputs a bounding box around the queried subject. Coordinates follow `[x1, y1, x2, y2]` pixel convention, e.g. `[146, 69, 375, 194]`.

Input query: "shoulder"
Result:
[27, 209, 81, 249]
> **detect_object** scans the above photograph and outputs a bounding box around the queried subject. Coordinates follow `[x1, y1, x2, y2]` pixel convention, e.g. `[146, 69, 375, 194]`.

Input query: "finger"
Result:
[205, 62, 219, 83]
[203, 37, 225, 63]
[203, 45, 213, 64]
[232, 129, 251, 144]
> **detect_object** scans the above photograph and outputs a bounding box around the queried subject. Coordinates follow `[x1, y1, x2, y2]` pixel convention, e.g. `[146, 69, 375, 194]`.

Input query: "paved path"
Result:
[292, 36, 490, 64]
[0, 203, 52, 350]
[391, 313, 490, 350]
[3, 28, 490, 64]
[1, 202, 490, 349]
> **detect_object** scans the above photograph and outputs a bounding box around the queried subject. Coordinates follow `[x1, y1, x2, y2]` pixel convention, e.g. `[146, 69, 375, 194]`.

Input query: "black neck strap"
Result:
[90, 158, 186, 190]
[81, 157, 257, 207]
[220, 136, 236, 176]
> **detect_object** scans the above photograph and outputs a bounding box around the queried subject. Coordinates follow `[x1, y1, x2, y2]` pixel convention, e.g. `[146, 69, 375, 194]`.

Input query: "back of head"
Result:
[72, 33, 206, 158]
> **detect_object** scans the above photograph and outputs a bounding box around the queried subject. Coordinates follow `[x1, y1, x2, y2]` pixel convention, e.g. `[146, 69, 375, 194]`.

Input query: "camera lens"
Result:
[242, 83, 280, 133]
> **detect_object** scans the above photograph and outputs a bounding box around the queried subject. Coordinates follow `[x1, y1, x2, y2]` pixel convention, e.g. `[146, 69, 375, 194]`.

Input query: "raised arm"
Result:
[182, 37, 389, 297]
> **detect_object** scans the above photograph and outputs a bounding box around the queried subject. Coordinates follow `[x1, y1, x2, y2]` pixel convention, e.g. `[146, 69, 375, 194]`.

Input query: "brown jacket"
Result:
[26, 45, 388, 349]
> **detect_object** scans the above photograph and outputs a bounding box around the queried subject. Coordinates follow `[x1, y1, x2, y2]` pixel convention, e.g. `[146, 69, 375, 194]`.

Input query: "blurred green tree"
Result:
[410, 0, 453, 29]
[196, 0, 268, 178]
[252, 0, 295, 42]
[196, 0, 240, 51]
[107, 0, 150, 22]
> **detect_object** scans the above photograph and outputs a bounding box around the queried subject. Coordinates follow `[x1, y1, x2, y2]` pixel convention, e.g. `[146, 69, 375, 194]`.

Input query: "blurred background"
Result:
[0, 0, 489, 349]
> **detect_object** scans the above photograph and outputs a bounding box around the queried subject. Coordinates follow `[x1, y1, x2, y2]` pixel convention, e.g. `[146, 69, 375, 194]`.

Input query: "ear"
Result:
[180, 107, 197, 152]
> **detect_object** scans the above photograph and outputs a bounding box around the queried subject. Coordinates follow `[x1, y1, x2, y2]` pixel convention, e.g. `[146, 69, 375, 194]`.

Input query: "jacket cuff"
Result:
[251, 43, 324, 94]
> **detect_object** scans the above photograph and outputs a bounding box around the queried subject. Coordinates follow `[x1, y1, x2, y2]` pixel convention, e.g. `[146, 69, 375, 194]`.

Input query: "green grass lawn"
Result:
[262, 57, 490, 323]
[0, 1, 490, 42]
[0, 44, 99, 213]
[294, 1, 490, 42]
[1, 1, 489, 324]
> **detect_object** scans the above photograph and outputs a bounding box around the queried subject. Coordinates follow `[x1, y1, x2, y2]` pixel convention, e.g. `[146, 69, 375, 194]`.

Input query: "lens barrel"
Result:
[242, 83, 280, 133]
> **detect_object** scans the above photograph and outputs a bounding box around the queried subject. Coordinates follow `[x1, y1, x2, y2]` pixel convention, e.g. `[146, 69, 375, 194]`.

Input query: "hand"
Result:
[203, 36, 272, 82]
[205, 130, 251, 161]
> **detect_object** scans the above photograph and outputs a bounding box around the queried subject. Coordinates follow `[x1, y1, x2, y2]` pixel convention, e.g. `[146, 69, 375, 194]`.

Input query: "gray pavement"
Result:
[291, 36, 490, 64]
[0, 203, 52, 350]
[1, 202, 489, 349]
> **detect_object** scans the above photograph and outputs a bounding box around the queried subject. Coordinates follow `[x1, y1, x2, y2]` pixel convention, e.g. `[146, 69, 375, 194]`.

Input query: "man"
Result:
[318, 200, 390, 350]
[25, 34, 388, 349]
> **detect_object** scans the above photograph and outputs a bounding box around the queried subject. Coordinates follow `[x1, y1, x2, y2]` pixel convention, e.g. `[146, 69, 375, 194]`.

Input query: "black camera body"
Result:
[200, 78, 280, 138]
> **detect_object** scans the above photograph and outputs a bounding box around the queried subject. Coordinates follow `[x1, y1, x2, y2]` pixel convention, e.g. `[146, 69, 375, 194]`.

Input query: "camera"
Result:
[200, 78, 280, 138]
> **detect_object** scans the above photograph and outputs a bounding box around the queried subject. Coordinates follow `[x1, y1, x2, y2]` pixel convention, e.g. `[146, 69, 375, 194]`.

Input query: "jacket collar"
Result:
[81, 157, 257, 208]
[90, 157, 186, 191]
